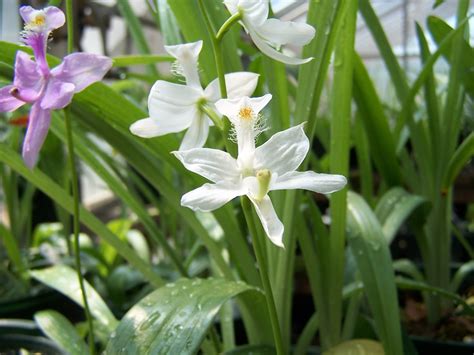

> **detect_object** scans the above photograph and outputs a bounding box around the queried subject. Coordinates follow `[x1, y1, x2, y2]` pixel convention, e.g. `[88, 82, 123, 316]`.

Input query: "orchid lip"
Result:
[10, 87, 42, 103]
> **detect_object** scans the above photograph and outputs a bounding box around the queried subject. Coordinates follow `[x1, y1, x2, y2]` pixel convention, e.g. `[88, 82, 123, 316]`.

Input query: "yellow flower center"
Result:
[238, 106, 254, 121]
[31, 14, 46, 27]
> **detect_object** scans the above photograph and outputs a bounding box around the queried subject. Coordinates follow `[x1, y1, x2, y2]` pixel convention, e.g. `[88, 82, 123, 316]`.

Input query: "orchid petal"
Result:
[173, 148, 240, 183]
[272, 171, 347, 194]
[180, 114, 209, 150]
[204, 72, 259, 103]
[22, 102, 51, 168]
[254, 124, 309, 175]
[165, 41, 202, 88]
[40, 79, 75, 110]
[238, 0, 269, 27]
[181, 182, 245, 212]
[147, 81, 202, 134]
[20, 6, 65, 33]
[0, 85, 25, 112]
[51, 53, 112, 92]
[248, 26, 312, 65]
[129, 118, 163, 138]
[13, 51, 43, 101]
[256, 18, 315, 46]
[249, 195, 284, 248]
[215, 94, 271, 122]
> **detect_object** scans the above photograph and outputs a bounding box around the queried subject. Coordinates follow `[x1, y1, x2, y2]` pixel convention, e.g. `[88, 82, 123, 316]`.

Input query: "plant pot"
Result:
[411, 335, 474, 355]
[0, 318, 66, 354]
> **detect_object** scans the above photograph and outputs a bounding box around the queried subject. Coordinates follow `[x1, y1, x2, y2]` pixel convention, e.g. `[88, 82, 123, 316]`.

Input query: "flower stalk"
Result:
[65, 0, 95, 353]
[241, 196, 284, 355]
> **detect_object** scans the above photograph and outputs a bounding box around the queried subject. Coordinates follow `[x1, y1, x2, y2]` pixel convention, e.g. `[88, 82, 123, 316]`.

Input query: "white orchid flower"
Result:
[174, 94, 347, 247]
[223, 0, 315, 65]
[130, 40, 259, 150]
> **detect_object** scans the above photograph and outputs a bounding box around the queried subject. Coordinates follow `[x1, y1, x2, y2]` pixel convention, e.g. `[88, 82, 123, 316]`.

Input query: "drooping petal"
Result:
[179, 114, 210, 150]
[43, 6, 66, 32]
[272, 171, 347, 194]
[249, 195, 284, 247]
[51, 53, 112, 92]
[0, 85, 25, 112]
[181, 182, 245, 212]
[129, 118, 163, 138]
[22, 102, 51, 168]
[165, 41, 202, 89]
[13, 51, 43, 102]
[147, 81, 202, 135]
[254, 124, 309, 175]
[248, 25, 312, 65]
[40, 79, 75, 110]
[173, 148, 240, 183]
[256, 18, 315, 46]
[204, 72, 259, 103]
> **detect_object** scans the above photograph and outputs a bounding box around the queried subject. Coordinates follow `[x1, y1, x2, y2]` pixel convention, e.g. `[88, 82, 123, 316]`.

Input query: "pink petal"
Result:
[13, 51, 43, 102]
[43, 7, 66, 32]
[0, 85, 25, 112]
[19, 6, 65, 33]
[51, 53, 112, 92]
[40, 79, 75, 110]
[22, 102, 51, 168]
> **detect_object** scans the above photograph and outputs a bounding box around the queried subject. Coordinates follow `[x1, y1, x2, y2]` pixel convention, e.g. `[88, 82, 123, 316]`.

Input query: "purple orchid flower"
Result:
[0, 6, 112, 168]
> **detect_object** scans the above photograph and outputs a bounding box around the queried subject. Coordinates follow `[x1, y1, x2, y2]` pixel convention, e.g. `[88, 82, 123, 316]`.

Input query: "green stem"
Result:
[241, 197, 284, 355]
[200, 105, 224, 131]
[216, 12, 241, 42]
[65, 1, 95, 353]
[196, 0, 227, 98]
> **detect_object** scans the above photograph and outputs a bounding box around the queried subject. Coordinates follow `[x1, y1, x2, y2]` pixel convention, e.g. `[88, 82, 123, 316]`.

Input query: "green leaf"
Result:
[0, 223, 27, 280]
[352, 54, 401, 186]
[294, 312, 319, 355]
[223, 345, 275, 354]
[31, 265, 119, 333]
[443, 132, 474, 190]
[324, 339, 384, 355]
[105, 278, 264, 354]
[34, 310, 89, 355]
[347, 192, 403, 355]
[358, 0, 409, 104]
[375, 187, 428, 243]
[450, 261, 474, 293]
[112, 55, 174, 67]
[396, 276, 474, 316]
[427, 16, 474, 98]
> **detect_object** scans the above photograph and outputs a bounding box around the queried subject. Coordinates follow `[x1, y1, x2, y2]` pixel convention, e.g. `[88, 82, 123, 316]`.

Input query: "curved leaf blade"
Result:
[34, 310, 89, 355]
[347, 192, 403, 355]
[105, 278, 263, 354]
[375, 187, 428, 243]
[30, 265, 118, 333]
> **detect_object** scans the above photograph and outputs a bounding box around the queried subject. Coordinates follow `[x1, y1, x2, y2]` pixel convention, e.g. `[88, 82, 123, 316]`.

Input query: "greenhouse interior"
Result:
[0, 0, 473, 354]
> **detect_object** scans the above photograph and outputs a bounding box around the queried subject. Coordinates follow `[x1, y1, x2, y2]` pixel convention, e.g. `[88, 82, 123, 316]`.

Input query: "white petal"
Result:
[254, 124, 309, 175]
[204, 72, 259, 103]
[147, 81, 201, 134]
[248, 26, 313, 65]
[249, 195, 284, 248]
[165, 41, 203, 88]
[181, 182, 245, 212]
[164, 40, 203, 60]
[239, 0, 269, 27]
[223, 0, 239, 15]
[272, 171, 347, 194]
[179, 115, 209, 150]
[173, 148, 240, 183]
[256, 18, 315, 46]
[215, 94, 271, 121]
[129, 118, 163, 138]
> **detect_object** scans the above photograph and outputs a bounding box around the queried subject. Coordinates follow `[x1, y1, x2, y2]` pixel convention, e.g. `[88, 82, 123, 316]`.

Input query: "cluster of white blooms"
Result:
[131, 0, 346, 247]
